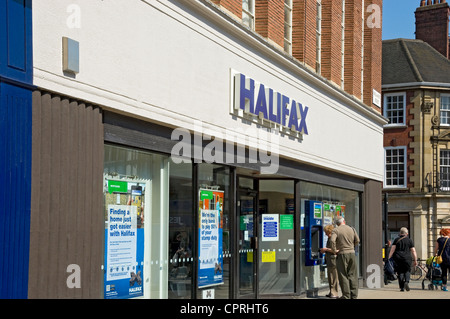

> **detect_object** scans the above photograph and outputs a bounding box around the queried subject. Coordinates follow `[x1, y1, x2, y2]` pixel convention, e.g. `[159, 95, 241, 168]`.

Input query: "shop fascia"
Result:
[170, 72, 310, 175]
[231, 71, 309, 141]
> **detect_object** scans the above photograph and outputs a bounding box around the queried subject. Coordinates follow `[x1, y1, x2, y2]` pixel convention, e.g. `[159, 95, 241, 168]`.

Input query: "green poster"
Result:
[108, 180, 128, 193]
[314, 203, 322, 219]
[280, 215, 294, 230]
[240, 216, 246, 230]
[200, 190, 213, 200]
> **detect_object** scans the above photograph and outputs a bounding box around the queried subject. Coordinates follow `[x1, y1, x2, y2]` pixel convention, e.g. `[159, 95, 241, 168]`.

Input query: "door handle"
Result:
[251, 236, 258, 249]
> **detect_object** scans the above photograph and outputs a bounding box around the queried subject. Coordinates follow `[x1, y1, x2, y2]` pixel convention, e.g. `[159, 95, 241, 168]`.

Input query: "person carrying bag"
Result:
[435, 229, 450, 291]
[436, 237, 448, 265]
[388, 227, 417, 292]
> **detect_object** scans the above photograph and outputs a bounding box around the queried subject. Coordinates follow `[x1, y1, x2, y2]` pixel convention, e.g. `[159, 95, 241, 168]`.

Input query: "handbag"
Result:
[437, 237, 449, 264]
[384, 258, 396, 276]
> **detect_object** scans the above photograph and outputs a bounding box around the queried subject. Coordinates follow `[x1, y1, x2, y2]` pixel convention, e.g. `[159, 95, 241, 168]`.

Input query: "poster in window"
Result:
[103, 178, 146, 299]
[336, 205, 345, 219]
[262, 214, 279, 241]
[198, 189, 224, 288]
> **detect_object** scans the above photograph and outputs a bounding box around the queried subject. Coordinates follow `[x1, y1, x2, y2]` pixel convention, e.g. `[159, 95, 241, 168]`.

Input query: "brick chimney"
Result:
[415, 0, 450, 59]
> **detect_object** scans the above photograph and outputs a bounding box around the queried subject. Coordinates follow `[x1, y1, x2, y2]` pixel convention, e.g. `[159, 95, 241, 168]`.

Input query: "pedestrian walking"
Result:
[320, 224, 339, 298]
[388, 227, 417, 292]
[330, 216, 360, 299]
[434, 228, 450, 291]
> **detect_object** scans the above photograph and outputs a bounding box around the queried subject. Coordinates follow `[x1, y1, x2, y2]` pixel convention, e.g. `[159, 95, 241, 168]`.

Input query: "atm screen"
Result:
[311, 226, 321, 257]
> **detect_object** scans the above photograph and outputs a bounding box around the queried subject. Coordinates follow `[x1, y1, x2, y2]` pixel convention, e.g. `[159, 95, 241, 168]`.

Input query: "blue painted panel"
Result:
[0, 82, 32, 299]
[7, 0, 26, 71]
[0, 0, 33, 84]
[0, 0, 33, 299]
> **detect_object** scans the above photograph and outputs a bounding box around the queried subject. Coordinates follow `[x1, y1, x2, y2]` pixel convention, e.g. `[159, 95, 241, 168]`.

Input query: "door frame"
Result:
[236, 176, 259, 299]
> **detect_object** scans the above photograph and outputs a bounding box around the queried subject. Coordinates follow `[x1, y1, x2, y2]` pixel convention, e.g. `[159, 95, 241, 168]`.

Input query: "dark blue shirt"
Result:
[437, 237, 450, 265]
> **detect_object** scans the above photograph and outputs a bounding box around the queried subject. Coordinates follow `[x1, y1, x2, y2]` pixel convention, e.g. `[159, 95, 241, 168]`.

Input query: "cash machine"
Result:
[305, 200, 324, 266]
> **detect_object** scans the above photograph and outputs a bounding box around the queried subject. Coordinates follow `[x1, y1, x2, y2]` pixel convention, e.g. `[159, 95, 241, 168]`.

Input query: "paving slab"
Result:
[306, 279, 450, 299]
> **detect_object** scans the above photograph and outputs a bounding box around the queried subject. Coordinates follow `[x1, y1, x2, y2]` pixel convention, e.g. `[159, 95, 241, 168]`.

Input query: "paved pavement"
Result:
[304, 278, 450, 299]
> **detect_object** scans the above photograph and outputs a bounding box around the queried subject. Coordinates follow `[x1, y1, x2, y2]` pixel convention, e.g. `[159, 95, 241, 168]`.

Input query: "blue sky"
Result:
[382, 0, 418, 40]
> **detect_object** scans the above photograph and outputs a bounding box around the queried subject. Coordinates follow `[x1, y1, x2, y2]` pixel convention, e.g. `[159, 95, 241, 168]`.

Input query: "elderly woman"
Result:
[388, 227, 417, 292]
[320, 224, 339, 298]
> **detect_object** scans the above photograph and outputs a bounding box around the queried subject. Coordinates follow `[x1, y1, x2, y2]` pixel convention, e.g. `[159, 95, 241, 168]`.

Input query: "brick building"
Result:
[2, 0, 385, 299]
[382, 0, 450, 258]
[415, 0, 450, 59]
[213, 0, 382, 107]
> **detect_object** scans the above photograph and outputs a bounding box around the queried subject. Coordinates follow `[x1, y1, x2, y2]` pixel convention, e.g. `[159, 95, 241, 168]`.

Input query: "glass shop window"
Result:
[299, 181, 360, 293]
[103, 144, 169, 299]
[168, 159, 193, 299]
[197, 163, 231, 299]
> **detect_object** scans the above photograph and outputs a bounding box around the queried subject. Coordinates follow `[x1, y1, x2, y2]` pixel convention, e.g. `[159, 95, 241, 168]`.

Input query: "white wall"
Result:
[33, 0, 386, 181]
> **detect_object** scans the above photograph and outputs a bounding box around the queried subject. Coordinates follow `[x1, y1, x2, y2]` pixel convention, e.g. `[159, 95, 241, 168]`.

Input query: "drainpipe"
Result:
[421, 90, 425, 192]
[383, 193, 389, 261]
[427, 195, 434, 258]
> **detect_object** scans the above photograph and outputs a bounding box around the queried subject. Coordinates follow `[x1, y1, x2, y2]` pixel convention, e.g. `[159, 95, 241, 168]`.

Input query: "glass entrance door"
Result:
[238, 189, 258, 298]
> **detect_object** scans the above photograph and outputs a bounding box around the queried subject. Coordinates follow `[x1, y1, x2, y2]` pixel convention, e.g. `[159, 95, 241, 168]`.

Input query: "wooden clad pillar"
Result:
[362, 179, 383, 287]
[29, 91, 104, 299]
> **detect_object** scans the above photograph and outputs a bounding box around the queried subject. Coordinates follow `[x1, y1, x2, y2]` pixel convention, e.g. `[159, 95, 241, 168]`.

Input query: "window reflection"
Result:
[168, 160, 193, 299]
[258, 180, 295, 295]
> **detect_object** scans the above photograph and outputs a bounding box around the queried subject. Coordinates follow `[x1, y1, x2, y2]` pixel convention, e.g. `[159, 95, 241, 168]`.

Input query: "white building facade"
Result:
[24, 0, 386, 299]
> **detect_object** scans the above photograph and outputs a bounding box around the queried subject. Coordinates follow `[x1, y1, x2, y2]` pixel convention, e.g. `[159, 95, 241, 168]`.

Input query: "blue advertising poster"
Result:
[198, 189, 224, 288]
[104, 226, 144, 299]
[262, 214, 279, 242]
[104, 180, 145, 299]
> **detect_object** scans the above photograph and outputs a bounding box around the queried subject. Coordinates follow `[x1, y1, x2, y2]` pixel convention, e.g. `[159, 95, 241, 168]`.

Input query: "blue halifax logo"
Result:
[233, 72, 309, 136]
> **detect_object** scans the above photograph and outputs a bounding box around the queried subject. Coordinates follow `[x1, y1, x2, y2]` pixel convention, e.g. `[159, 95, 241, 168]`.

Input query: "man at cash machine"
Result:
[329, 216, 360, 299]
